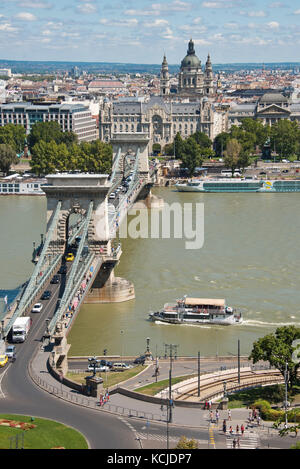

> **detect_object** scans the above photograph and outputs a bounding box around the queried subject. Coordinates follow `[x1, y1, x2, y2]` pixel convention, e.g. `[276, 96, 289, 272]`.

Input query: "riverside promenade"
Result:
[28, 347, 283, 441]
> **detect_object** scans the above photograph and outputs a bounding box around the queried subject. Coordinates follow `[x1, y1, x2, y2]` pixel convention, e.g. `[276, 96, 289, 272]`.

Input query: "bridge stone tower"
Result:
[43, 174, 111, 256]
[111, 133, 150, 180]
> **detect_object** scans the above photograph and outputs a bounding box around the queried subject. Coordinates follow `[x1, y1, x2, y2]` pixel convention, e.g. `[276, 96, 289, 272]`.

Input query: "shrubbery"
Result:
[253, 399, 300, 423]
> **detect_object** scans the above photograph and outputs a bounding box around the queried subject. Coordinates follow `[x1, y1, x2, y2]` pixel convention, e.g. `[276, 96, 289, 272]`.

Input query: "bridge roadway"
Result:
[0, 266, 139, 449]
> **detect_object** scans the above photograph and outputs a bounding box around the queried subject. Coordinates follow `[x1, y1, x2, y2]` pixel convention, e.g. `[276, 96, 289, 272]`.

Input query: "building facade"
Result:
[0, 102, 98, 142]
[177, 39, 213, 97]
[229, 93, 300, 128]
[99, 96, 224, 149]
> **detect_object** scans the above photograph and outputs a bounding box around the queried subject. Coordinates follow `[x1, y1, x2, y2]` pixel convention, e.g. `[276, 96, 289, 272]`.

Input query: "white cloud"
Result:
[125, 9, 159, 16]
[144, 19, 169, 28]
[15, 12, 37, 21]
[77, 2, 96, 14]
[18, 1, 52, 8]
[294, 9, 300, 14]
[152, 1, 191, 12]
[0, 22, 18, 32]
[241, 10, 266, 17]
[99, 18, 138, 27]
[267, 21, 279, 29]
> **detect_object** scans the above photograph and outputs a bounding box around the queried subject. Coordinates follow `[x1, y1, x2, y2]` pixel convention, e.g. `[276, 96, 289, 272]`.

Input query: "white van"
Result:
[112, 362, 132, 371]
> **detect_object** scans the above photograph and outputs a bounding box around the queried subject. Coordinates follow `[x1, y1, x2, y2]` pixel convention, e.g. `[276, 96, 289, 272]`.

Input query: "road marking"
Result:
[209, 424, 216, 449]
[226, 430, 259, 449]
[135, 432, 208, 445]
[0, 363, 11, 399]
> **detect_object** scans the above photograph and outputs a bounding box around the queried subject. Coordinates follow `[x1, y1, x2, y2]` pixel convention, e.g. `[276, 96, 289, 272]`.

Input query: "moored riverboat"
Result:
[176, 178, 300, 193]
[149, 297, 242, 325]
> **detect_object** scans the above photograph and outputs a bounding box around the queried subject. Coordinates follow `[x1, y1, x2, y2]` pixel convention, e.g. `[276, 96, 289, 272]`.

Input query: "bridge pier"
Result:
[85, 250, 135, 303]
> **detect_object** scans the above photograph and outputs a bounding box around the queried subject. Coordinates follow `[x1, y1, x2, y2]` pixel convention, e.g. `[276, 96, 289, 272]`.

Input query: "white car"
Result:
[32, 303, 43, 313]
[87, 365, 110, 372]
[112, 362, 133, 371]
[109, 193, 116, 199]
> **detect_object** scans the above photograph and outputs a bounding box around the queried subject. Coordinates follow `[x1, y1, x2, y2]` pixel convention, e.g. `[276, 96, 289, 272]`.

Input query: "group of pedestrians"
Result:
[248, 408, 260, 426]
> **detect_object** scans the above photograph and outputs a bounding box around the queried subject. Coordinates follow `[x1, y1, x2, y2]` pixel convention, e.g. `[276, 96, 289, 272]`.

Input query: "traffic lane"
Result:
[1, 296, 138, 449]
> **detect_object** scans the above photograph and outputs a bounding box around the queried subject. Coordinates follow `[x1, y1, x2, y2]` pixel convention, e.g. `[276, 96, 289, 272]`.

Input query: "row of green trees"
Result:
[30, 139, 112, 175]
[162, 118, 300, 176]
[0, 121, 112, 176]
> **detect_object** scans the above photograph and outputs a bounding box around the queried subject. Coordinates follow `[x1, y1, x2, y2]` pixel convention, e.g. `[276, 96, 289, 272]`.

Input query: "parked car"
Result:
[100, 359, 113, 368]
[50, 274, 60, 284]
[87, 365, 110, 372]
[134, 355, 146, 365]
[112, 362, 133, 372]
[41, 290, 51, 300]
[5, 345, 16, 359]
[32, 303, 43, 313]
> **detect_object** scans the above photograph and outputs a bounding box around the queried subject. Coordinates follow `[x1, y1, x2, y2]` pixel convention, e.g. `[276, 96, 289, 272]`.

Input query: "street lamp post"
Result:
[120, 330, 124, 363]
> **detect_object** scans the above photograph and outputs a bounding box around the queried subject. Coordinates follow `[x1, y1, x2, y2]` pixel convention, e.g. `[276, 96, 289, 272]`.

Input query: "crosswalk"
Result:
[135, 432, 208, 446]
[226, 430, 259, 449]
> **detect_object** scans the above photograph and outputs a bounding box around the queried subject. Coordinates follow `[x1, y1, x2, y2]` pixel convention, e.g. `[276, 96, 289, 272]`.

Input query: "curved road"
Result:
[0, 272, 138, 449]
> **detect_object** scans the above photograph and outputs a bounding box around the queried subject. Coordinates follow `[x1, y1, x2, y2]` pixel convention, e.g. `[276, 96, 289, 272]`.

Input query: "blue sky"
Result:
[1, 0, 300, 64]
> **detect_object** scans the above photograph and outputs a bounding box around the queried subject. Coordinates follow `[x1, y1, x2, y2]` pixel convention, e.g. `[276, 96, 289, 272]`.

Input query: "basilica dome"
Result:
[181, 39, 201, 68]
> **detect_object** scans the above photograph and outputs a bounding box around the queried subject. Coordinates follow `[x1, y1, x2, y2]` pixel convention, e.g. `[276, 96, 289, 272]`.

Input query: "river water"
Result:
[1, 189, 300, 357]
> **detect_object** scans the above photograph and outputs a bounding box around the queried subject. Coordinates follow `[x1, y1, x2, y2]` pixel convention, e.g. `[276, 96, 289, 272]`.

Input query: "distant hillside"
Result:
[0, 59, 300, 75]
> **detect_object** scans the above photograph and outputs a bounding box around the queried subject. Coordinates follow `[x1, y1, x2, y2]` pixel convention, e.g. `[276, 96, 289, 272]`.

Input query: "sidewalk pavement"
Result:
[30, 344, 275, 434]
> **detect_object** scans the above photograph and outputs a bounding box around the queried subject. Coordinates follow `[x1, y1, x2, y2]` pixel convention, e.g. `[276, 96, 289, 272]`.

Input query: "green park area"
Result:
[67, 365, 145, 388]
[0, 414, 88, 449]
[135, 374, 197, 396]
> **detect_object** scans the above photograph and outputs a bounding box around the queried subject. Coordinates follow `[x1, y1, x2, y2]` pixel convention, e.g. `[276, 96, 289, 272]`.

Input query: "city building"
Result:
[0, 102, 98, 142]
[176, 39, 213, 98]
[0, 68, 12, 78]
[99, 96, 226, 149]
[229, 92, 300, 128]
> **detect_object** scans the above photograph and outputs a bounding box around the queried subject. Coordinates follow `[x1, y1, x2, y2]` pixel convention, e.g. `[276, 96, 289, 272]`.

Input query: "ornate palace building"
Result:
[228, 93, 300, 128]
[99, 39, 223, 149]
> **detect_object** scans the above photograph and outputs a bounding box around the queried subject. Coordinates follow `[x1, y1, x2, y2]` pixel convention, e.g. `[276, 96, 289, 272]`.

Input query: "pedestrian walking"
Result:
[241, 424, 245, 436]
[232, 438, 236, 449]
[236, 425, 239, 434]
[228, 409, 231, 421]
[222, 420, 227, 434]
[229, 426, 233, 435]
[257, 415, 260, 426]
[210, 410, 213, 423]
[236, 437, 240, 448]
[216, 409, 219, 424]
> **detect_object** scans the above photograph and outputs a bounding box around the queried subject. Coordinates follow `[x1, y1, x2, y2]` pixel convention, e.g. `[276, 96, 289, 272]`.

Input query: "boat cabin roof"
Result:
[182, 298, 225, 307]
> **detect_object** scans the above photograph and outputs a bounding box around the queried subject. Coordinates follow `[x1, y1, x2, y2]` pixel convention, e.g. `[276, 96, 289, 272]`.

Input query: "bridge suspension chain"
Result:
[47, 201, 94, 336]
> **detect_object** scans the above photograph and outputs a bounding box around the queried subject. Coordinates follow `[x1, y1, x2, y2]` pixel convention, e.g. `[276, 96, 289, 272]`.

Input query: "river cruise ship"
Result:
[149, 297, 242, 326]
[176, 178, 300, 193]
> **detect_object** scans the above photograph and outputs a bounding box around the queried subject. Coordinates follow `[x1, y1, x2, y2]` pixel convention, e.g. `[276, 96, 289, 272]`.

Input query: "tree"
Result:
[240, 118, 270, 153]
[0, 124, 26, 153]
[180, 137, 204, 176]
[28, 121, 77, 149]
[0, 144, 18, 175]
[223, 138, 242, 176]
[270, 120, 300, 160]
[190, 130, 212, 148]
[249, 326, 300, 391]
[176, 436, 198, 449]
[174, 132, 184, 159]
[214, 132, 231, 157]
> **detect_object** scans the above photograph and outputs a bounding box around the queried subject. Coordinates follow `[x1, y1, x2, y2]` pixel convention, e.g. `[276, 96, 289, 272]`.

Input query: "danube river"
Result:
[1, 188, 300, 357]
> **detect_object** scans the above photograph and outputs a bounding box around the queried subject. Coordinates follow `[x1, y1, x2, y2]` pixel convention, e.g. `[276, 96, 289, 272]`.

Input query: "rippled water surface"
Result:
[1, 190, 300, 357]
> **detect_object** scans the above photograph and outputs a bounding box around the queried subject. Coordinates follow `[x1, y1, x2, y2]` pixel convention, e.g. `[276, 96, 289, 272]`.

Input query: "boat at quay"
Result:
[149, 297, 242, 326]
[176, 178, 300, 193]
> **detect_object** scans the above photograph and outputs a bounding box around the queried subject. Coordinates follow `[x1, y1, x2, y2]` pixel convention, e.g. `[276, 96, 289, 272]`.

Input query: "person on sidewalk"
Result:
[222, 420, 227, 434]
[228, 409, 231, 421]
[216, 409, 219, 424]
